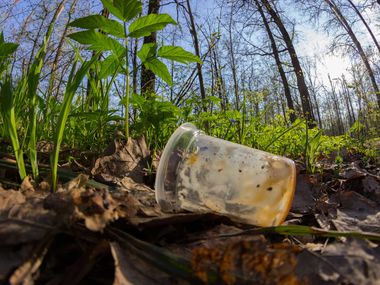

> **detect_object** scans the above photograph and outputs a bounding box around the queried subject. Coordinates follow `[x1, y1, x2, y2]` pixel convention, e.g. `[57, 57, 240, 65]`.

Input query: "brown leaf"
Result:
[191, 236, 302, 285]
[20, 176, 36, 194]
[45, 175, 138, 232]
[291, 174, 316, 214]
[295, 249, 343, 285]
[0, 245, 34, 283]
[0, 188, 26, 213]
[362, 175, 380, 203]
[91, 136, 151, 185]
[332, 191, 380, 233]
[9, 235, 53, 285]
[0, 188, 56, 245]
[110, 242, 181, 285]
[339, 162, 367, 180]
[315, 191, 380, 234]
[321, 239, 380, 285]
[47, 240, 110, 285]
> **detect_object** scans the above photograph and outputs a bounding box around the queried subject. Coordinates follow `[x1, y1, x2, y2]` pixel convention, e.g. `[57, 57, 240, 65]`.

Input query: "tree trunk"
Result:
[130, 37, 138, 95]
[341, 75, 356, 125]
[325, 0, 380, 109]
[254, 0, 296, 123]
[328, 74, 344, 134]
[140, 0, 160, 96]
[347, 0, 380, 54]
[48, 0, 78, 100]
[261, 0, 315, 124]
[185, 0, 207, 112]
[27, 8, 48, 72]
[227, 6, 240, 110]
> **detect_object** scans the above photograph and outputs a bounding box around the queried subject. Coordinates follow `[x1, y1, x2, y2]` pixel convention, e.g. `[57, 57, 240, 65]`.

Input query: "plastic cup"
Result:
[155, 123, 296, 226]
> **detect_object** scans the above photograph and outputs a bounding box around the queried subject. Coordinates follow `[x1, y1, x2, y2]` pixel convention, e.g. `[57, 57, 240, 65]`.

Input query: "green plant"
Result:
[50, 57, 98, 191]
[129, 93, 179, 150]
[304, 123, 323, 174]
[67, 0, 201, 138]
[0, 33, 27, 180]
[0, 1, 65, 182]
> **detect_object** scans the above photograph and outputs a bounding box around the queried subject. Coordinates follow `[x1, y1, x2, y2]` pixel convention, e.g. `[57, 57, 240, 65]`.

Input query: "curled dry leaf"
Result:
[45, 174, 138, 232]
[20, 176, 36, 194]
[0, 188, 55, 245]
[91, 136, 150, 185]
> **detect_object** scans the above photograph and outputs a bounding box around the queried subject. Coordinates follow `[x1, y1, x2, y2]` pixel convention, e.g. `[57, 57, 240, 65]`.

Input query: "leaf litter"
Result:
[0, 137, 380, 284]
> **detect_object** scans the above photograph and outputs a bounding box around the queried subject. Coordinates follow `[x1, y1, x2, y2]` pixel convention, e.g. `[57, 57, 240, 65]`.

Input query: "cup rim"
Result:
[154, 123, 199, 210]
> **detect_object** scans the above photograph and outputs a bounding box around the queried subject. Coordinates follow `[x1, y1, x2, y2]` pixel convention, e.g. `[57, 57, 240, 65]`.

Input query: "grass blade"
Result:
[26, 0, 67, 180]
[51, 57, 97, 191]
[0, 77, 27, 179]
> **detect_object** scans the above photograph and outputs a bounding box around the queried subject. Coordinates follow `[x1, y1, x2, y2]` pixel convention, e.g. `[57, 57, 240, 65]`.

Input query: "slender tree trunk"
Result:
[132, 37, 138, 95]
[325, 0, 380, 109]
[262, 0, 315, 124]
[342, 75, 356, 125]
[140, 0, 160, 96]
[27, 8, 48, 72]
[185, 0, 207, 112]
[48, 0, 78, 100]
[347, 0, 380, 54]
[255, 0, 296, 123]
[328, 74, 344, 134]
[227, 6, 240, 110]
[212, 47, 226, 110]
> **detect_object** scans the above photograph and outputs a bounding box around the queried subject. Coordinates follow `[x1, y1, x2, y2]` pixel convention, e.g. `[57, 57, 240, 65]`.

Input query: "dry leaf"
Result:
[191, 236, 301, 285]
[110, 242, 181, 285]
[91, 136, 151, 185]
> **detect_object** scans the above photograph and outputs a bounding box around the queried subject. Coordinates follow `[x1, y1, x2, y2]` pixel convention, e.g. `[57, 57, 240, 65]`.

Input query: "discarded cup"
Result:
[155, 123, 296, 226]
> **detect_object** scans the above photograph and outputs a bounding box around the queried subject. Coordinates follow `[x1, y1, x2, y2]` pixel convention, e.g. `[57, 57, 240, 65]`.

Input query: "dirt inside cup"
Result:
[155, 123, 296, 226]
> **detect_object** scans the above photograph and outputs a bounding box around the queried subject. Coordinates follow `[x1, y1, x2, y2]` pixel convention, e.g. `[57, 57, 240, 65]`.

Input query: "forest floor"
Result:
[1, 136, 380, 285]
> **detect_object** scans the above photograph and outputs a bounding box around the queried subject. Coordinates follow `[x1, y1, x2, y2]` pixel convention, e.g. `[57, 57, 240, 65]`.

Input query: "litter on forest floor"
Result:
[0, 136, 380, 284]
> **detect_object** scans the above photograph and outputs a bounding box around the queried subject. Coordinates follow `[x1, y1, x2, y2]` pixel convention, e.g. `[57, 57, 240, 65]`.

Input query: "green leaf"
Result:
[143, 58, 172, 86]
[0, 77, 26, 179]
[100, 0, 142, 22]
[0, 43, 18, 57]
[68, 30, 125, 57]
[100, 0, 124, 21]
[69, 15, 124, 38]
[137, 43, 157, 62]
[99, 54, 120, 79]
[158, 45, 201, 64]
[51, 57, 97, 191]
[114, 0, 142, 22]
[129, 14, 176, 38]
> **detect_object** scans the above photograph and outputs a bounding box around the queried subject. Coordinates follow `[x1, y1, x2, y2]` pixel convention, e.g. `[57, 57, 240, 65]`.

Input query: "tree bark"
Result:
[261, 0, 315, 124]
[254, 0, 296, 123]
[140, 0, 160, 96]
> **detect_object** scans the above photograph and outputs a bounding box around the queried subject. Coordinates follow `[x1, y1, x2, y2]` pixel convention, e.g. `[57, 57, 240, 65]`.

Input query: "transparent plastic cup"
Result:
[155, 123, 296, 226]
